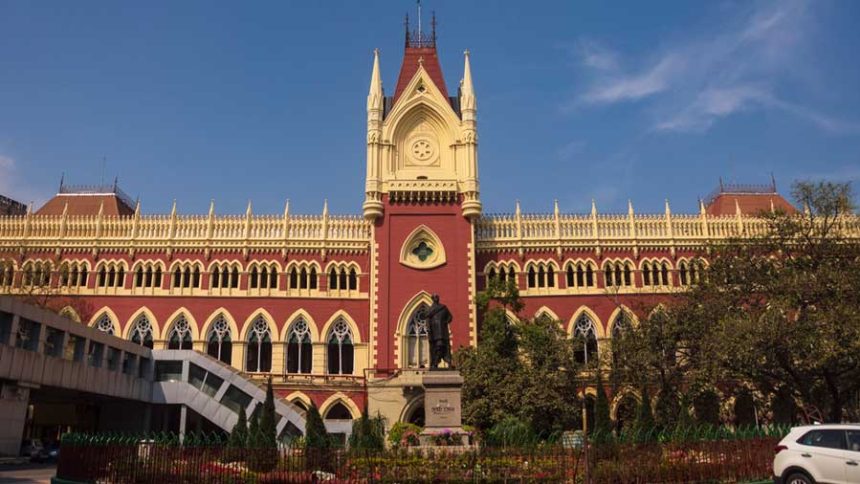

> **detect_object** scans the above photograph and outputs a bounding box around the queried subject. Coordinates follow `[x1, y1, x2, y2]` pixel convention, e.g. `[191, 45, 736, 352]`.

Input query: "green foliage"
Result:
[348, 407, 385, 452]
[734, 388, 757, 427]
[245, 378, 279, 472]
[593, 374, 612, 436]
[228, 405, 248, 449]
[259, 378, 278, 448]
[460, 277, 581, 438]
[247, 406, 260, 447]
[675, 397, 694, 432]
[634, 386, 656, 437]
[305, 401, 331, 450]
[693, 389, 721, 427]
[653, 385, 680, 431]
[485, 416, 537, 447]
[387, 422, 422, 447]
[771, 386, 798, 424]
[609, 181, 860, 424]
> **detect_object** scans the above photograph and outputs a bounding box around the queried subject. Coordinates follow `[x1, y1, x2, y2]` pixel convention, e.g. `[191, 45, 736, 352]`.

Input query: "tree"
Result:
[612, 181, 860, 423]
[692, 181, 860, 422]
[459, 277, 581, 437]
[634, 386, 656, 436]
[305, 401, 330, 450]
[734, 388, 757, 427]
[245, 378, 279, 472]
[693, 389, 721, 427]
[227, 405, 249, 457]
[259, 378, 278, 448]
[348, 406, 384, 452]
[247, 407, 260, 447]
[593, 373, 612, 436]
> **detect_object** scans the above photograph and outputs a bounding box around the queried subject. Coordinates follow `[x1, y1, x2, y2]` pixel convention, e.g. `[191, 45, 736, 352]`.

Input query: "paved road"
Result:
[0, 464, 56, 484]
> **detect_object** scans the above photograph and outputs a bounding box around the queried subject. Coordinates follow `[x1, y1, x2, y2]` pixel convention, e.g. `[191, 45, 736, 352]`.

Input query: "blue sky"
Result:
[1, 0, 859, 215]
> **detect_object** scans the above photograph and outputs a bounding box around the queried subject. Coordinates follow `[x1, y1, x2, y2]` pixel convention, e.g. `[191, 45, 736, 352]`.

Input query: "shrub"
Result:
[734, 388, 757, 427]
[305, 401, 330, 450]
[349, 407, 385, 452]
[388, 422, 422, 447]
[486, 416, 536, 447]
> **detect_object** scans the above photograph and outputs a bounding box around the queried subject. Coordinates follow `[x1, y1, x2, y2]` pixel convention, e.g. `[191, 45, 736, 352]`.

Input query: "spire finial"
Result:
[58, 172, 65, 192]
[431, 11, 437, 41]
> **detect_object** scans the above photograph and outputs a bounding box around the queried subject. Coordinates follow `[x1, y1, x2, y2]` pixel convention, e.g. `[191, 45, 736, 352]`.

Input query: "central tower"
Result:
[363, 15, 480, 220]
[364, 16, 479, 384]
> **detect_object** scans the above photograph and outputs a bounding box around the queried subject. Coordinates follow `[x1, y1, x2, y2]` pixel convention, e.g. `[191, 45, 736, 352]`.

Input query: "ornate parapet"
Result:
[0, 211, 372, 257]
[475, 210, 860, 255]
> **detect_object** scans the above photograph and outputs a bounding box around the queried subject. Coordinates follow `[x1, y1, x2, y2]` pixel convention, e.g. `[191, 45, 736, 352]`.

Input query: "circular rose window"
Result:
[409, 138, 437, 166]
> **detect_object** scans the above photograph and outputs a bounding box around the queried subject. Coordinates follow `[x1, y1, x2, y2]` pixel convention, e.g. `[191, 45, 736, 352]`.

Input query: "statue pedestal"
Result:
[419, 371, 470, 446]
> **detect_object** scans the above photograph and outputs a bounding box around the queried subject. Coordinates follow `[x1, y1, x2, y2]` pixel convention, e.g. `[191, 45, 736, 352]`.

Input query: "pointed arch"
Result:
[285, 391, 312, 412]
[567, 306, 606, 339]
[607, 305, 639, 337]
[533, 306, 560, 322]
[281, 309, 320, 343]
[241, 309, 277, 341]
[320, 310, 361, 344]
[161, 307, 200, 341]
[396, 291, 433, 337]
[503, 308, 521, 326]
[89, 306, 120, 334]
[396, 291, 434, 369]
[123, 307, 160, 341]
[59, 306, 81, 323]
[319, 393, 360, 421]
[200, 308, 240, 341]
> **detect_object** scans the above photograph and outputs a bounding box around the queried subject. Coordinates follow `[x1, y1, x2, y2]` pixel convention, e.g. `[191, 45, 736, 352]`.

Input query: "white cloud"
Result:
[576, 40, 619, 72]
[582, 54, 682, 104]
[572, 0, 860, 136]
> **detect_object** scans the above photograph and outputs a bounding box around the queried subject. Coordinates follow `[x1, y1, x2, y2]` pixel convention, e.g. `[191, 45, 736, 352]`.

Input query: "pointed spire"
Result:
[322, 199, 329, 217]
[699, 198, 707, 215]
[591, 198, 597, 216]
[628, 199, 634, 216]
[283, 199, 290, 216]
[367, 48, 383, 111]
[461, 50, 476, 112]
[245, 200, 253, 216]
[62, 201, 69, 217]
[133, 199, 140, 217]
[553, 199, 559, 216]
[664, 198, 671, 216]
[97, 200, 104, 217]
[170, 199, 177, 217]
[734, 198, 742, 217]
[515, 199, 521, 216]
[208, 199, 215, 217]
[58, 172, 65, 192]
[770, 198, 776, 214]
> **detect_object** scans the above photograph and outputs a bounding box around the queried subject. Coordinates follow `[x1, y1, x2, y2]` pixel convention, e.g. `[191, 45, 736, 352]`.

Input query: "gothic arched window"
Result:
[130, 315, 154, 349]
[95, 313, 116, 335]
[246, 316, 272, 373]
[168, 315, 193, 350]
[207, 315, 232, 365]
[405, 304, 430, 369]
[573, 314, 598, 366]
[327, 318, 354, 375]
[286, 319, 312, 374]
[325, 402, 353, 420]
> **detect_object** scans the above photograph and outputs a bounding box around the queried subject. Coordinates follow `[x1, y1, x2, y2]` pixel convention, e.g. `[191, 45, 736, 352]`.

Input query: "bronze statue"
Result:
[426, 294, 453, 370]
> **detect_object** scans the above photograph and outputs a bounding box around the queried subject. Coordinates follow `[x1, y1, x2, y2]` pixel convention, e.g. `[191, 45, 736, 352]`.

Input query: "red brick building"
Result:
[0, 21, 797, 432]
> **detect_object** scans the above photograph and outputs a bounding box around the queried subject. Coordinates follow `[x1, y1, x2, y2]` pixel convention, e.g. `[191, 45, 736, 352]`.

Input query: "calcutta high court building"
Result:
[0, 17, 798, 434]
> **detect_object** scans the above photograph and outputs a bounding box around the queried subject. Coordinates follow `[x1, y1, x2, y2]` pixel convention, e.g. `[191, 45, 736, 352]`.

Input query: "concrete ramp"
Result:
[150, 350, 306, 439]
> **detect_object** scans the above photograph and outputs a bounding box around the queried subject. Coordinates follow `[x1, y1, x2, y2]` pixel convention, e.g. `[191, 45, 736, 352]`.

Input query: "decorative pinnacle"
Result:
[418, 56, 424, 67]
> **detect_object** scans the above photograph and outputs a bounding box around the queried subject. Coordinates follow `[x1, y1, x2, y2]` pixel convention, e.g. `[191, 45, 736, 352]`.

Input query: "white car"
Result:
[773, 424, 860, 484]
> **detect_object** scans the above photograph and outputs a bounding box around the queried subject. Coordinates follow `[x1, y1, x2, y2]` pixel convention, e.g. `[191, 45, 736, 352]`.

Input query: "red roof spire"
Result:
[394, 9, 448, 103]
